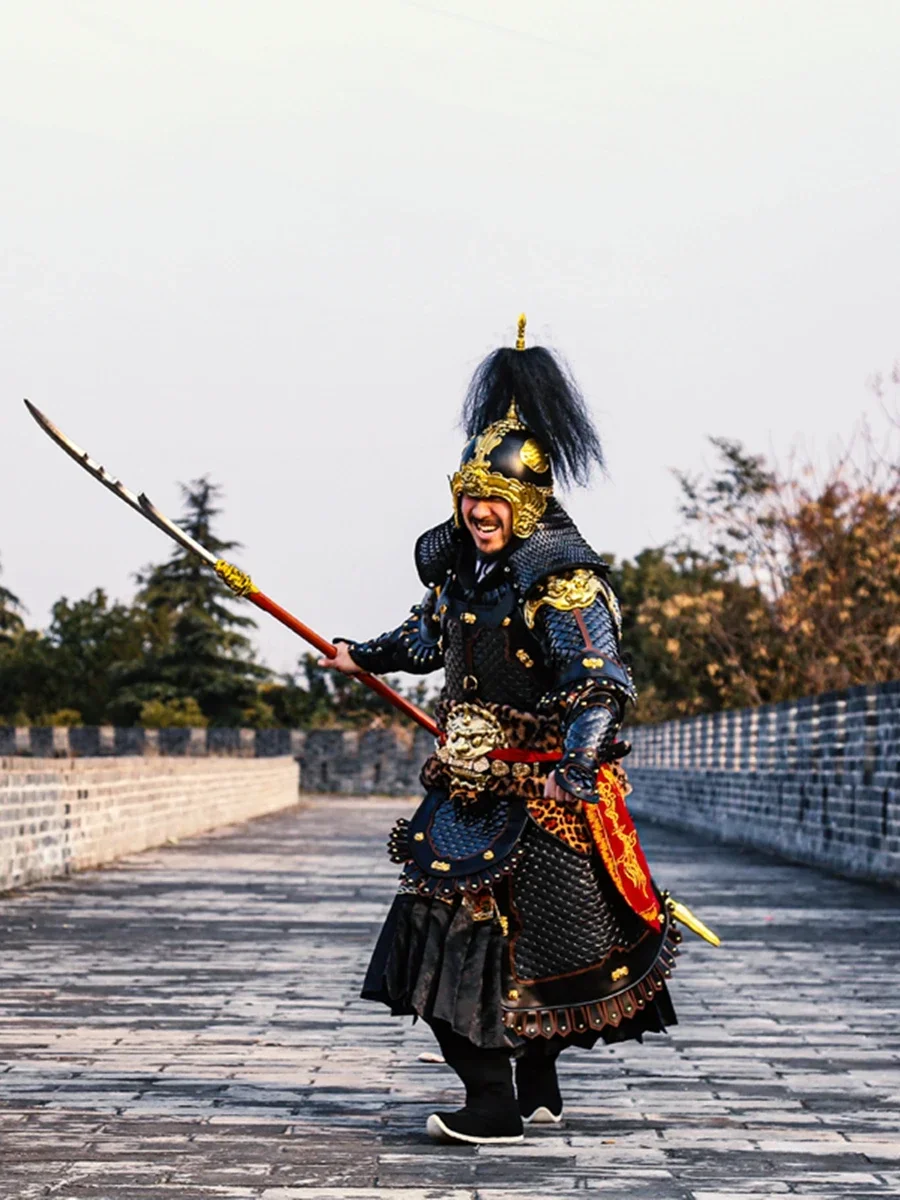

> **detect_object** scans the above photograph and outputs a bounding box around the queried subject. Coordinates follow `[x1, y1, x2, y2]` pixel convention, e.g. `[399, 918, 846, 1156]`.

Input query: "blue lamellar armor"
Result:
[347, 499, 636, 801]
[355, 501, 679, 1047]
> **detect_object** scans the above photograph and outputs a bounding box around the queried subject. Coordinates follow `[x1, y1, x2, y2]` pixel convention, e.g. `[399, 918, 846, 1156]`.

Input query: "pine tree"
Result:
[116, 478, 269, 725]
[0, 554, 24, 647]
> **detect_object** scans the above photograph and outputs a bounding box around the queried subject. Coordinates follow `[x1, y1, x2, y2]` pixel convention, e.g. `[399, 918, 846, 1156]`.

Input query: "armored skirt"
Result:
[362, 787, 680, 1051]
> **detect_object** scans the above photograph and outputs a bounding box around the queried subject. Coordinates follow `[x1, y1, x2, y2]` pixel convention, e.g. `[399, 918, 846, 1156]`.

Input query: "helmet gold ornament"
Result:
[450, 399, 554, 539]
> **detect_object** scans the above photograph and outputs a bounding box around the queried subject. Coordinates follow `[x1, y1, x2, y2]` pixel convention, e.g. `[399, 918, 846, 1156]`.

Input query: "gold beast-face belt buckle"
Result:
[436, 703, 505, 784]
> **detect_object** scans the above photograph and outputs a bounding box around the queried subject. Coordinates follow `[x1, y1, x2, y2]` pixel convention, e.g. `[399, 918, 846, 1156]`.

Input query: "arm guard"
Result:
[531, 571, 636, 801]
[339, 589, 444, 676]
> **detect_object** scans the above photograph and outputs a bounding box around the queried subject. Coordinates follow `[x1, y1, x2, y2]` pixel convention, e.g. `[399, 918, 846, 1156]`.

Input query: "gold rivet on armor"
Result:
[611, 965, 630, 981]
[483, 850, 495, 861]
[501, 616, 511, 626]
[413, 832, 425, 842]
[461, 611, 477, 624]
[498, 915, 509, 936]
[431, 860, 451, 871]
[508, 989, 519, 1000]
[583, 656, 605, 669]
[440, 604, 448, 615]
[516, 648, 534, 668]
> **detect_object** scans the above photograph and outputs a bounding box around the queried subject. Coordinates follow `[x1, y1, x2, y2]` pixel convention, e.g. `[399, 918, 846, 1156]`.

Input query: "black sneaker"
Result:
[426, 1106, 524, 1145]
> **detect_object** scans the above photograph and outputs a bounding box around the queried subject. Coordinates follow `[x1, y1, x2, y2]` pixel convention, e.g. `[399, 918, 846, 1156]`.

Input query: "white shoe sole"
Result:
[426, 1113, 525, 1145]
[522, 1105, 564, 1125]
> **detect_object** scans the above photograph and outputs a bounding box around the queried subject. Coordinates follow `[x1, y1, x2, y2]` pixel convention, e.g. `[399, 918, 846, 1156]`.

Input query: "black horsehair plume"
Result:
[461, 341, 604, 488]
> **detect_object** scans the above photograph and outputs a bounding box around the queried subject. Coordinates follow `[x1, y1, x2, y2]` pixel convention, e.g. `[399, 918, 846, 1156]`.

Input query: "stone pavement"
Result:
[0, 797, 898, 1200]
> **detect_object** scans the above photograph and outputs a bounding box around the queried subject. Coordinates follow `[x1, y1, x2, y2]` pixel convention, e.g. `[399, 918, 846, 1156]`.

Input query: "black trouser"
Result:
[429, 1021, 568, 1113]
[429, 1020, 516, 1114]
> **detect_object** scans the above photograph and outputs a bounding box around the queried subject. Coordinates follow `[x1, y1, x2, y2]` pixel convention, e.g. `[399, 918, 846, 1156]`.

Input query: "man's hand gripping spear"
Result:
[24, 400, 720, 949]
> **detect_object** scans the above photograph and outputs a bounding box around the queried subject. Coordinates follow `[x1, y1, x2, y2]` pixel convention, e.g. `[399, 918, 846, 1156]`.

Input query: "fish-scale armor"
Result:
[508, 499, 608, 595]
[539, 599, 621, 667]
[415, 518, 459, 586]
[442, 620, 549, 708]
[429, 795, 511, 859]
[511, 826, 645, 981]
[565, 705, 619, 760]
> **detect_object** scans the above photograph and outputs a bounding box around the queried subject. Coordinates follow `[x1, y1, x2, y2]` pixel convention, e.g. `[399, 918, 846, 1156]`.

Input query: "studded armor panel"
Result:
[429, 794, 510, 859]
[343, 589, 443, 676]
[442, 614, 551, 707]
[510, 825, 646, 981]
[529, 587, 637, 797]
[538, 595, 620, 665]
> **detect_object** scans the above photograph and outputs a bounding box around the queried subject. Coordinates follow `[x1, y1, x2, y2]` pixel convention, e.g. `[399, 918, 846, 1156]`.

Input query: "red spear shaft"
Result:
[243, 583, 438, 737]
[23, 400, 440, 739]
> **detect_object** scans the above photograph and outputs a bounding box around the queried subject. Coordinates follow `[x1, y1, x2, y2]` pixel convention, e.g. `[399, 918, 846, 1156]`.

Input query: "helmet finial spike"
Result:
[515, 313, 527, 351]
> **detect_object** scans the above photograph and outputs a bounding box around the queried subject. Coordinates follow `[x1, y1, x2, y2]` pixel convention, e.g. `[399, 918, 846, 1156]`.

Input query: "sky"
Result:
[2, 0, 899, 674]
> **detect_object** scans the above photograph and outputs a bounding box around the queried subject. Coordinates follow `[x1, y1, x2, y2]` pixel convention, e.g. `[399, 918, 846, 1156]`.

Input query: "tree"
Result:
[261, 653, 440, 729]
[606, 547, 763, 722]
[140, 697, 208, 728]
[115, 477, 269, 725]
[0, 554, 24, 647]
[0, 590, 149, 725]
[624, 409, 900, 718]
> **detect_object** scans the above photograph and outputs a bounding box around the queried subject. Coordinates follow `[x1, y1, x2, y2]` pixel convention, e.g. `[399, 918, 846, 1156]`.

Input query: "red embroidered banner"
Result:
[582, 765, 661, 930]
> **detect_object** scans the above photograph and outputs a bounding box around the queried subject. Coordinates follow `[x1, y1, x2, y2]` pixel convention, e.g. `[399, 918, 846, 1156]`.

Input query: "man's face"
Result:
[460, 494, 514, 556]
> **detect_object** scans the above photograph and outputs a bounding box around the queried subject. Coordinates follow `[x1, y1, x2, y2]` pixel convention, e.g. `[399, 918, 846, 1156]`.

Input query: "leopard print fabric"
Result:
[432, 700, 562, 750]
[525, 794, 593, 855]
[421, 701, 562, 802]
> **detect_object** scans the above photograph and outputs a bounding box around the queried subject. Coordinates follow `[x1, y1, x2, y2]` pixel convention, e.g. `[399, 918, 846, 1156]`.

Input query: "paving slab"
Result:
[1, 795, 899, 1199]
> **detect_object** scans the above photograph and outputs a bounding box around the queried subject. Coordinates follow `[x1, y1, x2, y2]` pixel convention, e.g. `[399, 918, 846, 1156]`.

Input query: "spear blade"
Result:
[137, 491, 217, 565]
[24, 399, 441, 738]
[23, 399, 172, 540]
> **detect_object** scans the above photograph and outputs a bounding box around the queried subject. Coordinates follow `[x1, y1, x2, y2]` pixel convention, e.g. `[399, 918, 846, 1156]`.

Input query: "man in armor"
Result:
[321, 318, 681, 1145]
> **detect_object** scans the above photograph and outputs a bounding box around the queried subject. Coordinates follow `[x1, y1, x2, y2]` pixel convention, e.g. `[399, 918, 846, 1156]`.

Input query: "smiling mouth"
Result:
[472, 520, 500, 537]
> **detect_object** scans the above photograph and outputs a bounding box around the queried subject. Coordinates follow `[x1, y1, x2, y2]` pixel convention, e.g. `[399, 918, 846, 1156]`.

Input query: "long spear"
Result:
[24, 402, 722, 946]
[23, 400, 440, 739]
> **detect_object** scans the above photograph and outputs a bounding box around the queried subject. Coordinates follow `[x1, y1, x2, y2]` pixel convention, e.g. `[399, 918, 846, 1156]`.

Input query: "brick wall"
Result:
[296, 685, 899, 886]
[0, 756, 299, 892]
[299, 726, 435, 796]
[9, 679, 898, 888]
[625, 682, 900, 885]
[0, 726, 305, 757]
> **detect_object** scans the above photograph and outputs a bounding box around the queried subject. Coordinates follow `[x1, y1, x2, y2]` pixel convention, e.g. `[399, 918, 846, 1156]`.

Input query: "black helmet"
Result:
[451, 315, 604, 538]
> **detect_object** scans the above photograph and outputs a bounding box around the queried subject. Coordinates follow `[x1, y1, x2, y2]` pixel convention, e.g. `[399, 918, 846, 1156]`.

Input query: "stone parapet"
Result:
[0, 726, 306, 758]
[8, 680, 897, 887]
[0, 756, 300, 892]
[625, 681, 900, 885]
[299, 726, 435, 796]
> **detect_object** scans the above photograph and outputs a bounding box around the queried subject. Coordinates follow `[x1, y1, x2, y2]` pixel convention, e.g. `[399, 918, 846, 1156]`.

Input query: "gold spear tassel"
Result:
[666, 897, 721, 947]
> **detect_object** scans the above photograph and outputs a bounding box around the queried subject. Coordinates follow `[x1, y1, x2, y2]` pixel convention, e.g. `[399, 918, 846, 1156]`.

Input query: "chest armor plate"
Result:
[440, 578, 552, 710]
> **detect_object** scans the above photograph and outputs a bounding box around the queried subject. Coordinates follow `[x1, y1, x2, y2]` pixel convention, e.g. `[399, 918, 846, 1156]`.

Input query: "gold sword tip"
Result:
[667, 898, 722, 947]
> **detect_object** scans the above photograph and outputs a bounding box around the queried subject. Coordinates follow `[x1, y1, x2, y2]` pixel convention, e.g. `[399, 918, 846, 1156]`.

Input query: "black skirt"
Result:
[362, 827, 678, 1051]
